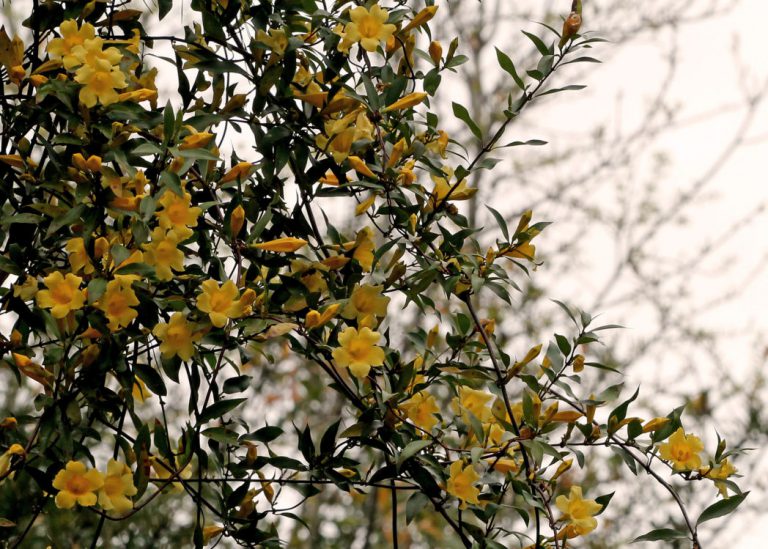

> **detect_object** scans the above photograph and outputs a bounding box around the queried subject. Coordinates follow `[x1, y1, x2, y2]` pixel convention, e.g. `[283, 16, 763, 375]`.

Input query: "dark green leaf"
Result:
[452, 102, 483, 141]
[198, 398, 247, 424]
[696, 492, 749, 526]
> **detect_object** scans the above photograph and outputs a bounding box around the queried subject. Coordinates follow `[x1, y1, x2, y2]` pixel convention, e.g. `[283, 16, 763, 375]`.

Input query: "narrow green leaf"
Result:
[522, 31, 552, 55]
[452, 102, 483, 140]
[631, 528, 689, 543]
[696, 492, 749, 526]
[495, 47, 525, 89]
[198, 398, 247, 424]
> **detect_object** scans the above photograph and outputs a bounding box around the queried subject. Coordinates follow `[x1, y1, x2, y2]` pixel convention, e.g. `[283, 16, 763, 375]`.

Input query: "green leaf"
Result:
[538, 84, 587, 97]
[522, 31, 552, 56]
[495, 47, 525, 89]
[198, 398, 247, 424]
[631, 528, 689, 543]
[486, 205, 510, 241]
[405, 492, 429, 525]
[135, 363, 167, 397]
[158, 0, 172, 20]
[242, 426, 283, 444]
[452, 102, 483, 141]
[223, 375, 252, 394]
[0, 213, 42, 227]
[397, 440, 432, 468]
[696, 492, 749, 526]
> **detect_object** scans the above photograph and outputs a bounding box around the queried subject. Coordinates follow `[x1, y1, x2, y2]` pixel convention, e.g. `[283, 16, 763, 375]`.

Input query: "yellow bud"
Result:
[403, 5, 439, 32]
[347, 155, 376, 179]
[355, 194, 376, 216]
[382, 92, 428, 113]
[85, 155, 102, 172]
[408, 213, 418, 234]
[426, 325, 439, 348]
[515, 209, 533, 234]
[304, 310, 321, 329]
[10, 329, 22, 347]
[641, 417, 670, 433]
[572, 354, 585, 373]
[387, 138, 407, 169]
[72, 153, 88, 171]
[428, 41, 443, 65]
[230, 204, 245, 236]
[551, 458, 573, 481]
[29, 74, 48, 87]
[252, 237, 308, 253]
[541, 401, 559, 424]
[0, 417, 17, 429]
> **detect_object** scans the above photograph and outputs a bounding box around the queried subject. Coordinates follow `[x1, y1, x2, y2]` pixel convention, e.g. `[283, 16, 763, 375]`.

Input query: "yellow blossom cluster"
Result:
[53, 459, 137, 513]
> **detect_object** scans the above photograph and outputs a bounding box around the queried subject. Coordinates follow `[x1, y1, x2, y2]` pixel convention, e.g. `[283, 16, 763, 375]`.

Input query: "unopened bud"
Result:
[428, 41, 443, 65]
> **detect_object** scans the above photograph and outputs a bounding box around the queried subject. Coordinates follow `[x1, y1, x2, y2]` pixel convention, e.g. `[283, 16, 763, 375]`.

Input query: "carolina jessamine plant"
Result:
[0, 1, 747, 548]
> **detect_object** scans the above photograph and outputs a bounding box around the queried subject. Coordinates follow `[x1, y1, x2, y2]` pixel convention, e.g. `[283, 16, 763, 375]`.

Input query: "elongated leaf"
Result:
[198, 398, 247, 424]
[495, 47, 525, 89]
[452, 102, 483, 140]
[631, 528, 688, 543]
[538, 84, 587, 97]
[696, 492, 749, 526]
[522, 31, 552, 55]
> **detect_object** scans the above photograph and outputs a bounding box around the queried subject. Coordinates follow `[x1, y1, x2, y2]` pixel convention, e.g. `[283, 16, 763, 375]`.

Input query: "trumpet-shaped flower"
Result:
[74, 58, 128, 108]
[153, 312, 201, 361]
[659, 427, 704, 471]
[555, 486, 602, 536]
[142, 227, 184, 281]
[453, 386, 493, 424]
[52, 461, 105, 509]
[36, 271, 86, 318]
[47, 20, 96, 68]
[343, 5, 397, 52]
[446, 460, 480, 509]
[96, 277, 139, 331]
[98, 459, 137, 514]
[65, 237, 95, 274]
[399, 391, 440, 432]
[155, 189, 201, 240]
[332, 327, 385, 379]
[67, 37, 122, 70]
[341, 284, 390, 323]
[197, 279, 254, 328]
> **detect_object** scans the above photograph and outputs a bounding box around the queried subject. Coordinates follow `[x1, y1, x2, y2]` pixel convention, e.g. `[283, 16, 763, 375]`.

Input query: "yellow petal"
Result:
[252, 237, 308, 253]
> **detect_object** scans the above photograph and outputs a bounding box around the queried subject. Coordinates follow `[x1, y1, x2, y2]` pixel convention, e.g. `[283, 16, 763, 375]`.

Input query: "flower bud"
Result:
[429, 40, 443, 65]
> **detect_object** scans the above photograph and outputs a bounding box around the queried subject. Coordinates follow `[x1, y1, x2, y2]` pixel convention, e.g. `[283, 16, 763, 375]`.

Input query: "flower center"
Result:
[51, 283, 74, 305]
[107, 292, 128, 316]
[65, 475, 91, 496]
[166, 202, 189, 225]
[357, 16, 380, 39]
[209, 291, 232, 313]
[89, 70, 114, 94]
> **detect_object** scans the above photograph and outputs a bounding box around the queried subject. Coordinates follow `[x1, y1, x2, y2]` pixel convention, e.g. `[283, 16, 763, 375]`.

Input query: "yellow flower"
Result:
[68, 37, 122, 70]
[332, 326, 385, 379]
[487, 455, 519, 475]
[316, 111, 374, 164]
[341, 284, 390, 324]
[220, 162, 254, 184]
[256, 28, 288, 55]
[196, 279, 254, 328]
[658, 427, 704, 471]
[155, 189, 202, 240]
[12, 275, 38, 301]
[425, 130, 449, 158]
[555, 486, 602, 536]
[65, 237, 95, 274]
[47, 20, 96, 68]
[453, 386, 493, 424]
[36, 271, 86, 318]
[252, 237, 308, 253]
[179, 131, 215, 150]
[0, 444, 25, 480]
[702, 459, 737, 497]
[343, 5, 397, 52]
[96, 277, 140, 331]
[203, 525, 225, 545]
[153, 312, 201, 361]
[446, 460, 480, 509]
[52, 461, 105, 509]
[74, 58, 128, 108]
[352, 226, 375, 272]
[304, 303, 341, 329]
[400, 391, 440, 432]
[98, 459, 137, 514]
[142, 228, 184, 281]
[429, 166, 477, 211]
